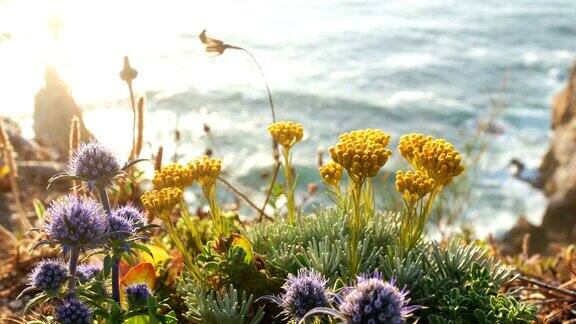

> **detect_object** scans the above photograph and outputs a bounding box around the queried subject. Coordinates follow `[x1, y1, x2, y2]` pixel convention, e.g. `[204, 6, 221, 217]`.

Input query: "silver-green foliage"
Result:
[247, 207, 397, 284]
[179, 278, 265, 324]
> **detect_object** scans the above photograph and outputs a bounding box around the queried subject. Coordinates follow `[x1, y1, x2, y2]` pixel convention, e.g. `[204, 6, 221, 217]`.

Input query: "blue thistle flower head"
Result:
[112, 204, 146, 229]
[28, 259, 68, 292]
[55, 297, 92, 324]
[280, 268, 330, 321]
[44, 195, 109, 249]
[339, 272, 417, 324]
[77, 263, 102, 282]
[68, 141, 121, 185]
[125, 283, 151, 308]
[108, 214, 135, 241]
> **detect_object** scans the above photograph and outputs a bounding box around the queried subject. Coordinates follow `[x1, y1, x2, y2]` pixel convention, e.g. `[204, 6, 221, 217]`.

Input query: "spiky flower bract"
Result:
[281, 268, 330, 321]
[55, 297, 92, 324]
[44, 195, 108, 249]
[29, 259, 68, 292]
[112, 204, 146, 229]
[68, 141, 121, 184]
[125, 283, 151, 308]
[339, 273, 416, 324]
[77, 263, 101, 282]
[268, 121, 304, 149]
[108, 214, 135, 241]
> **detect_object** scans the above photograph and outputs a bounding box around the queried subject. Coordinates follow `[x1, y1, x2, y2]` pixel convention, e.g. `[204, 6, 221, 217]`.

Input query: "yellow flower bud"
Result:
[267, 121, 304, 149]
[319, 161, 344, 187]
[152, 163, 196, 190]
[188, 155, 222, 188]
[329, 129, 392, 181]
[395, 170, 435, 205]
[141, 187, 183, 216]
[398, 133, 433, 169]
[419, 138, 465, 186]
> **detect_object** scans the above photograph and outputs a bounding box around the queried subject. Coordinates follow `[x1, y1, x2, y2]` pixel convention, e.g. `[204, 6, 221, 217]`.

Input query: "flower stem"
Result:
[180, 200, 203, 253]
[203, 185, 225, 237]
[161, 212, 202, 281]
[111, 253, 121, 304]
[97, 186, 112, 216]
[282, 148, 296, 225]
[68, 246, 80, 293]
[349, 177, 364, 278]
[96, 186, 121, 304]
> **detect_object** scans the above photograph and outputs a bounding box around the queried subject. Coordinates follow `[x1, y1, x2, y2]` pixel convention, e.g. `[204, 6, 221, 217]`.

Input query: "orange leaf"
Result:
[120, 262, 156, 291]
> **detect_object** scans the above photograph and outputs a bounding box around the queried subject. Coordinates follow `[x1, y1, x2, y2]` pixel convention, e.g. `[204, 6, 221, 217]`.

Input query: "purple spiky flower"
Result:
[68, 141, 120, 183]
[55, 297, 92, 324]
[339, 272, 418, 324]
[125, 283, 151, 308]
[280, 268, 330, 320]
[77, 263, 101, 282]
[112, 204, 146, 229]
[108, 214, 135, 241]
[44, 195, 109, 249]
[29, 259, 68, 292]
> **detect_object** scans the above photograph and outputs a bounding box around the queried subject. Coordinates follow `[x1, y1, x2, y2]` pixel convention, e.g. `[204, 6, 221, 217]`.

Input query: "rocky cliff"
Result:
[503, 62, 576, 254]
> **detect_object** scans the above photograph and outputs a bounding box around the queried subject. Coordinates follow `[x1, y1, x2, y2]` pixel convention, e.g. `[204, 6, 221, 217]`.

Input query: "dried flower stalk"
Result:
[0, 120, 32, 232]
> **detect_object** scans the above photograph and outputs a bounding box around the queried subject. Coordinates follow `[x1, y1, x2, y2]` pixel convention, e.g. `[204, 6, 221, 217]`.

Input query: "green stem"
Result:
[349, 177, 364, 278]
[180, 200, 203, 253]
[97, 186, 112, 216]
[203, 184, 225, 238]
[282, 148, 296, 225]
[162, 212, 202, 281]
[68, 246, 80, 293]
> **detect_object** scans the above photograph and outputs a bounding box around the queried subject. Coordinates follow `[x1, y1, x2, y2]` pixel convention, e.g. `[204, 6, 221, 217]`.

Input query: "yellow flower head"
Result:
[419, 139, 464, 186]
[152, 163, 196, 190]
[319, 161, 344, 187]
[398, 133, 433, 168]
[395, 170, 435, 205]
[329, 129, 392, 181]
[141, 187, 183, 216]
[267, 121, 304, 149]
[188, 155, 222, 188]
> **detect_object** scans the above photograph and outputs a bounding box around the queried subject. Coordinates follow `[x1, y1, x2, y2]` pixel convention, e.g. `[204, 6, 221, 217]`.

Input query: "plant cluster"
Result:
[12, 30, 539, 324]
[20, 142, 177, 323]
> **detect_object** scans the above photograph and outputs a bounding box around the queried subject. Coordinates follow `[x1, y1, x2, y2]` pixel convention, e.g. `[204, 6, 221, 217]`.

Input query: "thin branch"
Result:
[517, 275, 576, 298]
[217, 176, 272, 220]
[259, 161, 280, 222]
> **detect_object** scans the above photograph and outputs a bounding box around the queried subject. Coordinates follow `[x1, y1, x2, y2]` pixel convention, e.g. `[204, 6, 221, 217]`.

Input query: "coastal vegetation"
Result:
[0, 30, 575, 324]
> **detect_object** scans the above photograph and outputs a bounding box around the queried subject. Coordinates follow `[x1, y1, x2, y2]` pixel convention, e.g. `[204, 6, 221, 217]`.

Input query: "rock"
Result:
[500, 216, 548, 255]
[537, 61, 576, 242]
[33, 65, 92, 159]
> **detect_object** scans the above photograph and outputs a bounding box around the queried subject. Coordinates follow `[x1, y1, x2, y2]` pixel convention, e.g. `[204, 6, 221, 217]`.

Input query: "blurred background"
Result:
[1, 0, 575, 237]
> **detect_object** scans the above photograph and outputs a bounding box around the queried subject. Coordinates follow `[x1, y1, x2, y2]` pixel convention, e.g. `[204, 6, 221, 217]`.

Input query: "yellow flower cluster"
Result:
[319, 161, 344, 187]
[395, 170, 435, 205]
[141, 187, 183, 216]
[419, 139, 464, 186]
[267, 121, 304, 149]
[329, 129, 392, 181]
[188, 155, 222, 188]
[398, 134, 464, 187]
[398, 133, 433, 168]
[153, 163, 196, 189]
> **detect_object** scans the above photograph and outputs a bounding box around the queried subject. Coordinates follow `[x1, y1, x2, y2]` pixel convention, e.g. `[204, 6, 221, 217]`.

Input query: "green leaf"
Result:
[147, 296, 159, 324]
[32, 199, 46, 221]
